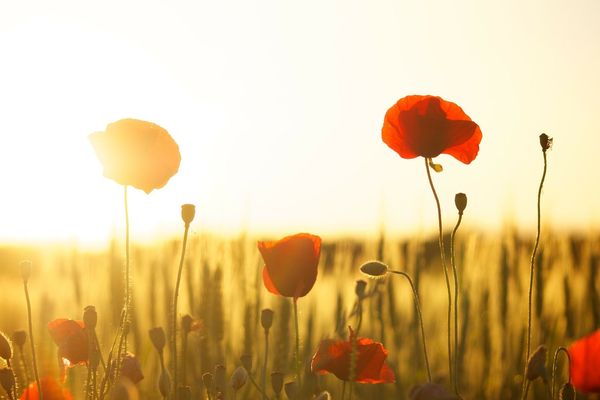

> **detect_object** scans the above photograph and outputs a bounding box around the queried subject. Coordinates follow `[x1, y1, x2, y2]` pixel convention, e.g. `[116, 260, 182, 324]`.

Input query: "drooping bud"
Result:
[148, 327, 166, 353]
[284, 381, 298, 399]
[355, 280, 367, 299]
[240, 354, 252, 372]
[181, 204, 196, 226]
[359, 261, 389, 278]
[120, 353, 144, 384]
[20, 260, 32, 283]
[559, 382, 575, 400]
[525, 345, 548, 381]
[455, 193, 467, 215]
[12, 331, 26, 349]
[428, 159, 443, 172]
[261, 309, 274, 332]
[539, 133, 553, 152]
[0, 332, 12, 361]
[230, 366, 248, 391]
[0, 368, 15, 395]
[83, 306, 98, 330]
[271, 371, 284, 395]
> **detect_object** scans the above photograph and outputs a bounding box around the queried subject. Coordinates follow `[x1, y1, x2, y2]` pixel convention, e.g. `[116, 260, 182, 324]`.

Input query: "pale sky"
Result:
[0, 0, 598, 244]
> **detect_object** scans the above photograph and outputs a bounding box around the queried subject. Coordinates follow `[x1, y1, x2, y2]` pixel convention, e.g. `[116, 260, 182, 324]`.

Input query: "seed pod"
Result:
[240, 354, 252, 372]
[539, 133, 553, 152]
[11, 331, 26, 349]
[359, 261, 389, 278]
[355, 280, 367, 299]
[559, 382, 575, 400]
[271, 371, 284, 395]
[181, 204, 196, 226]
[525, 345, 548, 381]
[261, 309, 274, 332]
[20, 260, 32, 283]
[454, 193, 467, 215]
[284, 381, 297, 399]
[83, 306, 98, 330]
[148, 327, 166, 353]
[0, 368, 15, 394]
[230, 366, 248, 391]
[0, 332, 12, 361]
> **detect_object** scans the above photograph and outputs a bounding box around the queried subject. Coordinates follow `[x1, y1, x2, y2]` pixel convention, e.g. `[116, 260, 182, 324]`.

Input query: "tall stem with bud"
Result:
[21, 261, 42, 400]
[451, 193, 467, 396]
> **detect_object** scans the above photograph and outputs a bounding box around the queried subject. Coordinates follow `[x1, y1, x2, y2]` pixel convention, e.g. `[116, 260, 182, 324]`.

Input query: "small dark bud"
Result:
[355, 280, 367, 299]
[359, 261, 389, 278]
[455, 193, 467, 215]
[83, 306, 98, 330]
[181, 204, 196, 226]
[148, 327, 166, 353]
[525, 345, 548, 381]
[0, 368, 15, 393]
[271, 371, 284, 395]
[559, 382, 575, 400]
[230, 366, 248, 391]
[12, 331, 26, 348]
[261, 309, 274, 332]
[0, 332, 12, 361]
[120, 353, 144, 384]
[240, 354, 252, 372]
[539, 133, 553, 152]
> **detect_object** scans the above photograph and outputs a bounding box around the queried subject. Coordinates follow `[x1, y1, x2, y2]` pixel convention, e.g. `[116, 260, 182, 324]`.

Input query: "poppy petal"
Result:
[262, 266, 282, 296]
[569, 330, 600, 393]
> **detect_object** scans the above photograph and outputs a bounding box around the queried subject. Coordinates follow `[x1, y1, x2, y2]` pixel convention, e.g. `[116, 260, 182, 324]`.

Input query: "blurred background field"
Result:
[1, 228, 597, 399]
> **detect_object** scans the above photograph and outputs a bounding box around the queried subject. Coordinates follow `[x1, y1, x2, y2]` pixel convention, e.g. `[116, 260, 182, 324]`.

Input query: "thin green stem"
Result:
[522, 151, 547, 400]
[172, 222, 191, 396]
[551, 346, 571, 399]
[341, 381, 346, 400]
[124, 185, 131, 325]
[424, 158, 453, 383]
[390, 270, 432, 382]
[293, 298, 301, 390]
[24, 280, 42, 400]
[262, 332, 269, 400]
[451, 213, 463, 396]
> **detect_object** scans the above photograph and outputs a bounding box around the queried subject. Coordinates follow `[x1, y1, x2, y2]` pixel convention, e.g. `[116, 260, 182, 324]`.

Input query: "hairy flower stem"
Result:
[24, 279, 42, 400]
[424, 158, 453, 383]
[551, 346, 571, 399]
[450, 213, 463, 396]
[521, 151, 547, 400]
[293, 298, 302, 391]
[262, 331, 269, 400]
[390, 270, 432, 382]
[172, 220, 191, 396]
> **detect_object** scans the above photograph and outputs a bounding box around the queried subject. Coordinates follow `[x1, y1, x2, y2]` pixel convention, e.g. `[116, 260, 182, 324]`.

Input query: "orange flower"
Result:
[47, 319, 88, 366]
[311, 328, 395, 384]
[89, 119, 181, 193]
[569, 329, 600, 393]
[20, 376, 73, 400]
[382, 95, 482, 164]
[257, 233, 321, 299]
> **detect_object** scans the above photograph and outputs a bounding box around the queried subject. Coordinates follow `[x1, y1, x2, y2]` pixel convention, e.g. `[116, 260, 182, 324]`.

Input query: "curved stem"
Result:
[172, 223, 191, 395]
[451, 213, 463, 396]
[522, 151, 547, 400]
[551, 346, 571, 399]
[24, 280, 42, 400]
[293, 299, 302, 390]
[424, 158, 453, 382]
[390, 270, 432, 382]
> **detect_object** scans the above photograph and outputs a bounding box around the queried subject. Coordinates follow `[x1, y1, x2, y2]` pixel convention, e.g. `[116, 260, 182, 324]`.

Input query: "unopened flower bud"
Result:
[230, 366, 248, 391]
[0, 368, 15, 394]
[284, 381, 298, 399]
[20, 260, 32, 282]
[455, 193, 467, 215]
[271, 371, 284, 395]
[83, 306, 98, 330]
[261, 309, 274, 332]
[559, 382, 575, 400]
[181, 204, 196, 226]
[240, 354, 252, 372]
[359, 261, 389, 278]
[12, 331, 26, 348]
[121, 353, 144, 384]
[525, 345, 548, 381]
[0, 332, 12, 361]
[539, 133, 553, 152]
[148, 327, 166, 353]
[355, 280, 367, 299]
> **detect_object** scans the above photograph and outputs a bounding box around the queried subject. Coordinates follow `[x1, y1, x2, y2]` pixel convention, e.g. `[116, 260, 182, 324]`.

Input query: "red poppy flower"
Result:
[20, 376, 73, 400]
[48, 319, 88, 366]
[89, 118, 181, 194]
[311, 328, 395, 384]
[382, 95, 482, 164]
[257, 233, 321, 299]
[569, 329, 600, 393]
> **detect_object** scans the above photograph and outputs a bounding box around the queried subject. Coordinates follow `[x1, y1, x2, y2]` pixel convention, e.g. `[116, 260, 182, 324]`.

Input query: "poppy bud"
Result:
[261, 309, 274, 332]
[214, 364, 226, 394]
[455, 193, 467, 215]
[12, 331, 26, 348]
[315, 391, 331, 400]
[83, 306, 98, 330]
[359, 261, 389, 278]
[148, 327, 166, 354]
[158, 368, 171, 398]
[181, 315, 193, 335]
[525, 345, 548, 381]
[181, 204, 196, 226]
[271, 371, 284, 395]
[355, 280, 367, 299]
[202, 372, 214, 393]
[0, 332, 12, 361]
[428, 159, 443, 173]
[559, 382, 575, 400]
[240, 354, 252, 372]
[121, 353, 144, 384]
[284, 381, 298, 399]
[20, 260, 32, 282]
[539, 133, 553, 152]
[230, 366, 248, 391]
[0, 368, 15, 394]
